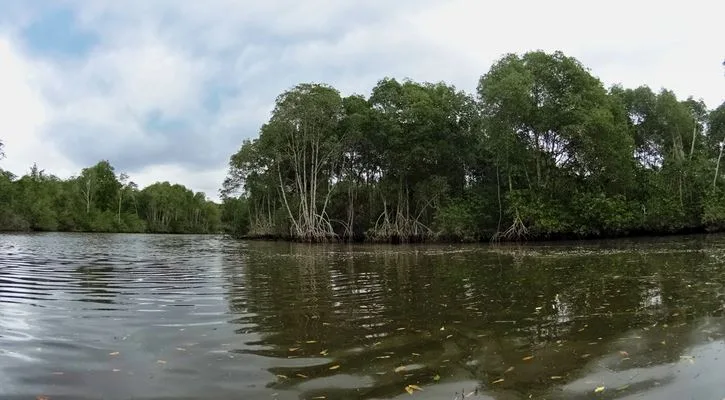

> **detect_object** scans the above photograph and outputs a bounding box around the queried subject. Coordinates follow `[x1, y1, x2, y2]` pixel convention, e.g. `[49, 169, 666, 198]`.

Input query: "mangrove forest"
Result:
[221, 50, 725, 242]
[0, 157, 221, 234]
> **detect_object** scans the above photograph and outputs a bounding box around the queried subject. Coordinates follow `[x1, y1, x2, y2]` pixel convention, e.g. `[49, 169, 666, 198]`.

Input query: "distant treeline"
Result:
[220, 50, 725, 243]
[0, 157, 221, 234]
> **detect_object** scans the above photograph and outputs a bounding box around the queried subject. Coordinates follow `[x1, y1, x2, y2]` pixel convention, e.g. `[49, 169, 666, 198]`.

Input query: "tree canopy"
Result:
[221, 50, 725, 242]
[0, 158, 220, 234]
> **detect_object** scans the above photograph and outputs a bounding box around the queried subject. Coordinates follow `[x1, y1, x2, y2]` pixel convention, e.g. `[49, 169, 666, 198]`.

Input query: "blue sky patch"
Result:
[21, 7, 97, 58]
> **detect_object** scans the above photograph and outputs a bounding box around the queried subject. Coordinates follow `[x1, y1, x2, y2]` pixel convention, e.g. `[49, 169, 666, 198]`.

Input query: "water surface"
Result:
[1, 233, 724, 399]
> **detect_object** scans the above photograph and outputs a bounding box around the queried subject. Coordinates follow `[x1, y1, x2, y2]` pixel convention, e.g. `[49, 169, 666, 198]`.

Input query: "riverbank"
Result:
[233, 224, 718, 244]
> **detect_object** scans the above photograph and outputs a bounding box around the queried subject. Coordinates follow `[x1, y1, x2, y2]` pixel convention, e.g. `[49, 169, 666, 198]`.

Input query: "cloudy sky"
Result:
[0, 0, 723, 201]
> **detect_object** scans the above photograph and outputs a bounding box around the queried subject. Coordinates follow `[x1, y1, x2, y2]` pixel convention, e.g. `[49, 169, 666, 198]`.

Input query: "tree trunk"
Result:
[714, 143, 724, 188]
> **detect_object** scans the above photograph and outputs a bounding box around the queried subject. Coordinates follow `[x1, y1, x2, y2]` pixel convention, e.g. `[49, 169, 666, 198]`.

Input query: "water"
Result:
[1, 233, 725, 400]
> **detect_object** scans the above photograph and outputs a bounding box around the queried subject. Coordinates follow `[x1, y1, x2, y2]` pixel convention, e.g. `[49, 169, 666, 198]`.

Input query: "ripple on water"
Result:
[3, 233, 725, 399]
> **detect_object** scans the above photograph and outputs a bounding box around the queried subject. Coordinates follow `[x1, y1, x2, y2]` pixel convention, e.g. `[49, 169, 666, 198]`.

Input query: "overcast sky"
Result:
[0, 0, 723, 201]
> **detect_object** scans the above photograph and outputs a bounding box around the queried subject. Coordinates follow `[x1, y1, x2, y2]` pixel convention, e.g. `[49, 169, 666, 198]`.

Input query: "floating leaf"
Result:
[329, 365, 340, 370]
[433, 374, 440, 381]
[550, 375, 563, 380]
[320, 349, 328, 356]
[522, 355, 534, 361]
[440, 326, 445, 331]
[289, 347, 300, 352]
[296, 373, 308, 379]
[594, 386, 605, 393]
[504, 366, 515, 373]
[306, 340, 317, 344]
[408, 384, 423, 391]
[176, 347, 186, 351]
[276, 375, 288, 379]
[394, 366, 406, 373]
[109, 352, 120, 356]
[404, 386, 414, 395]
[619, 351, 629, 357]
[411, 352, 421, 356]
[492, 378, 504, 384]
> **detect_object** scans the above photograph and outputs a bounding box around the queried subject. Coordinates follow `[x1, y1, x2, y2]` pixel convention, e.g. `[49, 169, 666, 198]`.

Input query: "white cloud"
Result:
[129, 163, 227, 200]
[1, 0, 723, 203]
[0, 36, 76, 178]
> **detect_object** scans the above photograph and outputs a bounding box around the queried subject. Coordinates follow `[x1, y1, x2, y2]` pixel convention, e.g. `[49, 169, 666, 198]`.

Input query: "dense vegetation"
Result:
[0, 155, 221, 233]
[221, 50, 725, 242]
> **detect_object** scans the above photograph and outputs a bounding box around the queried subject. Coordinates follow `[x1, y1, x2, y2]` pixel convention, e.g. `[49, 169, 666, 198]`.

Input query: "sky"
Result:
[0, 0, 723, 202]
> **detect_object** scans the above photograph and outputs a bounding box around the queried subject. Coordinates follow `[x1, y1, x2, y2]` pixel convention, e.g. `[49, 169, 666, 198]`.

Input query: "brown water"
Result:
[1, 233, 724, 399]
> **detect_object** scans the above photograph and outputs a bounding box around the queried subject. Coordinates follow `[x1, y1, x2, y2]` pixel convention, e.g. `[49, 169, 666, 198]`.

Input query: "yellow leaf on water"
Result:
[522, 355, 534, 361]
[411, 352, 421, 356]
[505, 366, 515, 373]
[440, 326, 445, 331]
[289, 347, 299, 352]
[404, 386, 414, 395]
[276, 375, 288, 379]
[492, 378, 504, 384]
[329, 364, 340, 370]
[109, 352, 120, 356]
[306, 340, 317, 344]
[408, 384, 423, 391]
[296, 373, 308, 379]
[320, 349, 328, 356]
[394, 366, 406, 373]
[594, 386, 605, 393]
[550, 375, 563, 380]
[433, 374, 440, 381]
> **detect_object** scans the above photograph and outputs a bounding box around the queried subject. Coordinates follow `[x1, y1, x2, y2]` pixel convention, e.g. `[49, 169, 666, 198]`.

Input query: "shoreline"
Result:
[232, 225, 721, 245]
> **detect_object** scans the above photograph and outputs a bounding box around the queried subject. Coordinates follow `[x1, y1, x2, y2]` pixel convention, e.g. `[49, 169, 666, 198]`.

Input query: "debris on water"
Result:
[404, 384, 423, 394]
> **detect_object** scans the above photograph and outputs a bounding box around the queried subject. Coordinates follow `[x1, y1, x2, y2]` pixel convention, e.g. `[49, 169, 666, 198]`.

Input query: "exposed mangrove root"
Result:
[491, 213, 529, 242]
[365, 200, 435, 243]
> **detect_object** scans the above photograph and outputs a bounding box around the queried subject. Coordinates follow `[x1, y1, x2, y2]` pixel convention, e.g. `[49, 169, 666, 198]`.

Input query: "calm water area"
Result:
[1, 233, 724, 399]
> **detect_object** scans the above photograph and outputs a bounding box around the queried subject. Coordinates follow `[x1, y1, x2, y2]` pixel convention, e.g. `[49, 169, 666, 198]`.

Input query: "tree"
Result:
[259, 83, 345, 241]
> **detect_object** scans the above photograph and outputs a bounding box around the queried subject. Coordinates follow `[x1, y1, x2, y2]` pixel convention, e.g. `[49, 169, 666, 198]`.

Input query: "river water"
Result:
[1, 233, 724, 399]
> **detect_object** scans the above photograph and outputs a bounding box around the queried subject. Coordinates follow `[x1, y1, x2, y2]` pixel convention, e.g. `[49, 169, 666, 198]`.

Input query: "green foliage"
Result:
[0, 159, 221, 234]
[221, 51, 725, 242]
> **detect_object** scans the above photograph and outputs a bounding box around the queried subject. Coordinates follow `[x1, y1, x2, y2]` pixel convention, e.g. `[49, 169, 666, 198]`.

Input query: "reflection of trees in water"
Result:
[222, 243, 725, 399]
